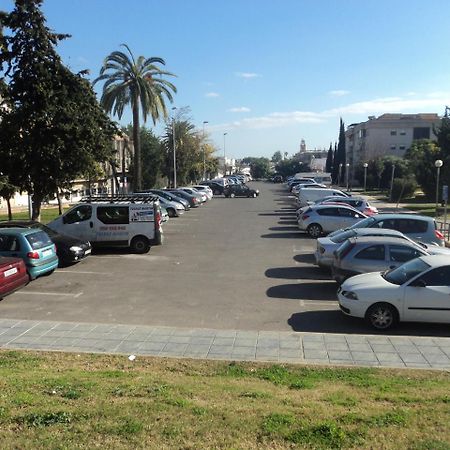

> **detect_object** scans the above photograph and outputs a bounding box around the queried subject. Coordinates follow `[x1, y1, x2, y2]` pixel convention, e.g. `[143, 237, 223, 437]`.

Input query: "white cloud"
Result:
[205, 92, 220, 98]
[324, 95, 450, 116]
[209, 92, 449, 132]
[329, 90, 350, 97]
[228, 107, 251, 113]
[235, 72, 261, 79]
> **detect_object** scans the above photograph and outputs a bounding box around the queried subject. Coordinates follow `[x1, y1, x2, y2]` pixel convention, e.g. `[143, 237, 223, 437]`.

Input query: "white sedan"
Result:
[337, 255, 450, 330]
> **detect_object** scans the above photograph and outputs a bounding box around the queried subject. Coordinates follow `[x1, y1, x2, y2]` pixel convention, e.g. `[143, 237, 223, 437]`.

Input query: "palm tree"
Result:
[94, 44, 176, 191]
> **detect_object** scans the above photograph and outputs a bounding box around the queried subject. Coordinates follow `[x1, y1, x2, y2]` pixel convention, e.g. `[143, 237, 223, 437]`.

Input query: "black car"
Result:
[199, 181, 225, 195]
[0, 220, 92, 266]
[223, 184, 259, 198]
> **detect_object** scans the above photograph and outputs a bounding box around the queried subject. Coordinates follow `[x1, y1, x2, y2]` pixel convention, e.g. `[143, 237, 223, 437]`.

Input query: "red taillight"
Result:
[302, 214, 310, 221]
[193, 198, 198, 203]
[155, 212, 161, 229]
[435, 230, 444, 240]
[27, 251, 40, 259]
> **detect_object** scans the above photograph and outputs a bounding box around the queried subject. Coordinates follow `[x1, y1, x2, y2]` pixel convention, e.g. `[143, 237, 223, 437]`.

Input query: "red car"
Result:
[0, 256, 29, 299]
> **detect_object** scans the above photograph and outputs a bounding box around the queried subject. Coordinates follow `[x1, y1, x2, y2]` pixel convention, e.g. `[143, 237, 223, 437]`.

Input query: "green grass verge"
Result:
[0, 207, 64, 224]
[0, 351, 449, 449]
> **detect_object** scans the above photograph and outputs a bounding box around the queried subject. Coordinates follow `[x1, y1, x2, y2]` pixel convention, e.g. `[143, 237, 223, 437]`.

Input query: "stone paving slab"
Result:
[0, 318, 450, 369]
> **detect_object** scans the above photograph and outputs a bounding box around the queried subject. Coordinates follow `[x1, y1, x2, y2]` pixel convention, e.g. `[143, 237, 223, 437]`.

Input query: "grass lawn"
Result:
[1, 350, 449, 449]
[0, 207, 64, 224]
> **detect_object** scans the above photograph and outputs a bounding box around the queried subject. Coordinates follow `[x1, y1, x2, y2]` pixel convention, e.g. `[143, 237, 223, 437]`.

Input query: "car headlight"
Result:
[342, 291, 358, 300]
[70, 246, 83, 252]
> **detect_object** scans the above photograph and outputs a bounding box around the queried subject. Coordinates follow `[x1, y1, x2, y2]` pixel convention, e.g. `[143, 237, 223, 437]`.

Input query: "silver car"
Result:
[315, 228, 421, 269]
[298, 204, 368, 238]
[331, 235, 442, 284]
[155, 195, 185, 217]
[327, 213, 445, 247]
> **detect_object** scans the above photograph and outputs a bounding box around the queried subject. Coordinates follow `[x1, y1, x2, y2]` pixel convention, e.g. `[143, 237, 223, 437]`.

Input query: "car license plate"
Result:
[84, 248, 91, 255]
[42, 249, 52, 257]
[4, 268, 18, 277]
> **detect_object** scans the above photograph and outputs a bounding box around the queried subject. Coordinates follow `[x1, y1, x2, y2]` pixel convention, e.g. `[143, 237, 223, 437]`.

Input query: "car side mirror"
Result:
[62, 216, 67, 224]
[411, 279, 426, 288]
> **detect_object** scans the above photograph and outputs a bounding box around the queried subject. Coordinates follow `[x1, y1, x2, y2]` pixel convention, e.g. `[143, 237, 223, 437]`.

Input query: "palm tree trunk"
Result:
[132, 102, 141, 192]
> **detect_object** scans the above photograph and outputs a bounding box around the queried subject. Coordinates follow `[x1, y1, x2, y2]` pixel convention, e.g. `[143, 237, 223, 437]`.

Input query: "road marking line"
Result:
[18, 291, 83, 297]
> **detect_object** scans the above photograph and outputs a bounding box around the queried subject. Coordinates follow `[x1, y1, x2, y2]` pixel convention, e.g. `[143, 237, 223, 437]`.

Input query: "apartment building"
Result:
[345, 113, 441, 169]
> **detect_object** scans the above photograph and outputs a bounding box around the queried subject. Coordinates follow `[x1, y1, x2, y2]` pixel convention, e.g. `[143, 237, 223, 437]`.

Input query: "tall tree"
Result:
[325, 143, 333, 173]
[0, 0, 117, 220]
[331, 119, 346, 184]
[271, 151, 283, 163]
[94, 45, 177, 191]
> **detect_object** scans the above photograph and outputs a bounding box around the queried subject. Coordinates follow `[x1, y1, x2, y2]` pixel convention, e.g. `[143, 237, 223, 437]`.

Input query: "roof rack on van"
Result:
[80, 194, 159, 204]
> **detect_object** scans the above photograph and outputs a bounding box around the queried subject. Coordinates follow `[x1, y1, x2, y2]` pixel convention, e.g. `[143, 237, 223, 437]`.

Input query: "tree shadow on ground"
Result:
[269, 226, 299, 232]
[288, 310, 450, 337]
[266, 282, 337, 300]
[293, 253, 317, 264]
[261, 233, 309, 239]
[265, 267, 333, 281]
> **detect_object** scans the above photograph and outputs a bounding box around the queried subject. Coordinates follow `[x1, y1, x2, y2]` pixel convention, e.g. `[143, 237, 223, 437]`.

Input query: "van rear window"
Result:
[26, 231, 52, 250]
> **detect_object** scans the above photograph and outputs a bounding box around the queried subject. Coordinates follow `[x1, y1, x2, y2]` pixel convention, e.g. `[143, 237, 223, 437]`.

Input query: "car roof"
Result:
[353, 228, 404, 237]
[371, 213, 434, 221]
[0, 227, 43, 236]
[418, 254, 450, 266]
[349, 235, 420, 245]
[311, 204, 363, 212]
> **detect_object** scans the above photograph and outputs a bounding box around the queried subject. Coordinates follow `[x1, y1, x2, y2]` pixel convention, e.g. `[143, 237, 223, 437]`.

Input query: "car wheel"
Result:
[167, 208, 176, 218]
[307, 223, 322, 238]
[230, 193, 236, 198]
[365, 303, 398, 330]
[130, 236, 150, 254]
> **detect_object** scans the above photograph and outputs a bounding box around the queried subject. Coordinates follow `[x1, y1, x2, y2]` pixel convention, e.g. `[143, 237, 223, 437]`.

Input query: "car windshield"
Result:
[382, 258, 430, 285]
[348, 217, 376, 229]
[25, 231, 53, 250]
[330, 229, 356, 243]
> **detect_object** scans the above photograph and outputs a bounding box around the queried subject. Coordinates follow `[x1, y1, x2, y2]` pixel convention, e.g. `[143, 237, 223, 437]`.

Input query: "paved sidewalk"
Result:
[1, 318, 450, 369]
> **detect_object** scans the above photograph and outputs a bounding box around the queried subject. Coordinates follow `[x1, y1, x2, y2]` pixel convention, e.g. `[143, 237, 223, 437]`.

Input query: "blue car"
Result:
[0, 228, 58, 279]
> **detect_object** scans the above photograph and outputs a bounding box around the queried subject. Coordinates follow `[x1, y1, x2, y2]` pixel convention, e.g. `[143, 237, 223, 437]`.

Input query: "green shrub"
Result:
[392, 177, 417, 201]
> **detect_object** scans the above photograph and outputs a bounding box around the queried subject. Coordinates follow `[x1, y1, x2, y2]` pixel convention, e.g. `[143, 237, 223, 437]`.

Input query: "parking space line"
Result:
[17, 291, 83, 298]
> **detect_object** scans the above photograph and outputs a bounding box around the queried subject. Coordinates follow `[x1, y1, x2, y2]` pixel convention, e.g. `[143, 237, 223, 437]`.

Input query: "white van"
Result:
[47, 195, 163, 253]
[297, 187, 348, 207]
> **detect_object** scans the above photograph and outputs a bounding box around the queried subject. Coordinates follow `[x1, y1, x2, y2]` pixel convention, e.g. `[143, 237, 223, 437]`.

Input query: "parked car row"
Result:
[285, 178, 450, 330]
[0, 187, 214, 299]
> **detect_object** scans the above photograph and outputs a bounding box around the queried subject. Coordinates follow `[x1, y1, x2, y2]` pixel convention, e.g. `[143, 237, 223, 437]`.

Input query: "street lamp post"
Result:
[363, 162, 368, 192]
[223, 132, 228, 176]
[345, 163, 350, 191]
[202, 121, 208, 181]
[435, 159, 444, 216]
[172, 107, 177, 188]
[338, 163, 343, 186]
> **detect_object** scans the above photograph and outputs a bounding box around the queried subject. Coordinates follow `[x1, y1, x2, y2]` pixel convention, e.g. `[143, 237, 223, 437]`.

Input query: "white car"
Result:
[193, 185, 213, 200]
[298, 204, 367, 238]
[337, 255, 450, 330]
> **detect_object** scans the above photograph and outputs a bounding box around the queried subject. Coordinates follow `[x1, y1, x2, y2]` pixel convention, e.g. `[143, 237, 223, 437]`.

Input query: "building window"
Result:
[390, 130, 397, 136]
[413, 127, 430, 139]
[390, 145, 396, 151]
[399, 145, 406, 151]
[399, 130, 406, 135]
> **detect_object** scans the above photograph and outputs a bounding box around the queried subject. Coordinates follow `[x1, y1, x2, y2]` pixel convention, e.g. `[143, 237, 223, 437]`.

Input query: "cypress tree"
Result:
[325, 142, 333, 173]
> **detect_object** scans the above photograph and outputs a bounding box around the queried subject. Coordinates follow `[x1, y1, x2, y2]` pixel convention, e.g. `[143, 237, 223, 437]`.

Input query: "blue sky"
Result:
[3, 0, 450, 159]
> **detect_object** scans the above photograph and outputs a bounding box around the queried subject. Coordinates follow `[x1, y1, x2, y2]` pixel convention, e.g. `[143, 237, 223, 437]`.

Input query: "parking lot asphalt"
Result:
[1, 181, 450, 369]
